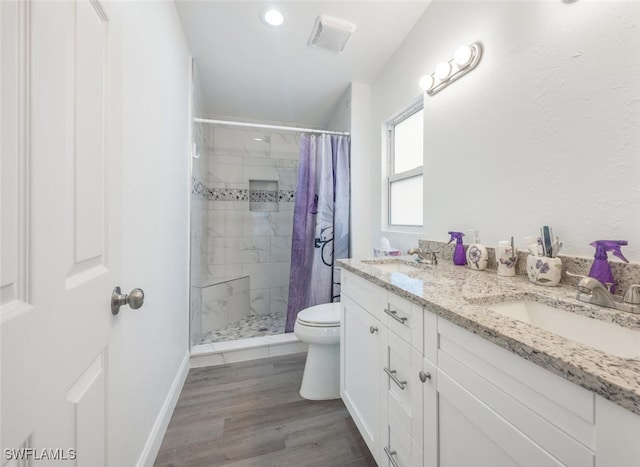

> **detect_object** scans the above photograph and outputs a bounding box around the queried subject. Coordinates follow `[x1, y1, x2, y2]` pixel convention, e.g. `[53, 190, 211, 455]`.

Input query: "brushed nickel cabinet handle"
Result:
[419, 371, 431, 382]
[369, 325, 378, 334]
[384, 447, 400, 467]
[384, 306, 407, 324]
[384, 367, 407, 390]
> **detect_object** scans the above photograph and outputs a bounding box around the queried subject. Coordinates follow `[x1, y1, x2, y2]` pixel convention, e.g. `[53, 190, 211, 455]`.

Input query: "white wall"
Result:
[365, 1, 640, 260]
[105, 2, 191, 465]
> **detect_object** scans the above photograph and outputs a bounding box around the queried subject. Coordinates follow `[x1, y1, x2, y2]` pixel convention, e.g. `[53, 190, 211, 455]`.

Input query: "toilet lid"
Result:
[297, 302, 341, 327]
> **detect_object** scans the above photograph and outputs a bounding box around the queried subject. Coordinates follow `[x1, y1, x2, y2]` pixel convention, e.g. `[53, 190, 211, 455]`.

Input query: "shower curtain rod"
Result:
[193, 117, 350, 136]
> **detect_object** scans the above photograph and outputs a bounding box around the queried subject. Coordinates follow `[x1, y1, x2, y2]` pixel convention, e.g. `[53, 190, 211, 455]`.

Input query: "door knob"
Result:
[111, 286, 145, 315]
[369, 326, 378, 334]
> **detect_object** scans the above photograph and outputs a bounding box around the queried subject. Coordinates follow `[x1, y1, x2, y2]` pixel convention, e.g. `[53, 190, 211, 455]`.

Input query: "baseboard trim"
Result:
[136, 350, 190, 467]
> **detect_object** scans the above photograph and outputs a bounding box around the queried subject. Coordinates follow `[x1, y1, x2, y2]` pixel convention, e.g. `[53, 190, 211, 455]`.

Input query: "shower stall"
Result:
[190, 121, 301, 345]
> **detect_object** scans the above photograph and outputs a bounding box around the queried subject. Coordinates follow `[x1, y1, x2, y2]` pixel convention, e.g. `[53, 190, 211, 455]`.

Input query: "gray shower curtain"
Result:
[285, 134, 350, 332]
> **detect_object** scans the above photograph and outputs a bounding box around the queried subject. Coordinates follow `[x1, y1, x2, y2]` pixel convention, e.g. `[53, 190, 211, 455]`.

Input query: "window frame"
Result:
[386, 100, 424, 228]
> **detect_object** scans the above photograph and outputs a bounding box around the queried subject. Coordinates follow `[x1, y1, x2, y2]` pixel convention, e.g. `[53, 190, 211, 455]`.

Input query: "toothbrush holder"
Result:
[526, 255, 562, 287]
[496, 246, 517, 277]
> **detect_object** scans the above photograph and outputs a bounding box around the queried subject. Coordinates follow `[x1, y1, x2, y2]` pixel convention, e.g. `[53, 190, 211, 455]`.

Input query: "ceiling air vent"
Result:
[308, 15, 356, 53]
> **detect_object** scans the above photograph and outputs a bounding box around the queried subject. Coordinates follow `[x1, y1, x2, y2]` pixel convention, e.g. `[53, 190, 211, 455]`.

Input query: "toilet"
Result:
[294, 302, 341, 400]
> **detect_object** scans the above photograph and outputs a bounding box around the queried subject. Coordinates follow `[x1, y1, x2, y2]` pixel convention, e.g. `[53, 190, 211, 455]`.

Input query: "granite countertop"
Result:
[337, 257, 640, 416]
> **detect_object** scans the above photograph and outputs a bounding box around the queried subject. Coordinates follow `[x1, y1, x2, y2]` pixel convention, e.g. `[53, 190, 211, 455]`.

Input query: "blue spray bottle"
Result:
[589, 240, 629, 293]
[448, 231, 467, 266]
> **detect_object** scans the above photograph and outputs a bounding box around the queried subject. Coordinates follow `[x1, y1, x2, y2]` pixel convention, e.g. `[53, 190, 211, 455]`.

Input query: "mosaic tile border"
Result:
[192, 177, 296, 203]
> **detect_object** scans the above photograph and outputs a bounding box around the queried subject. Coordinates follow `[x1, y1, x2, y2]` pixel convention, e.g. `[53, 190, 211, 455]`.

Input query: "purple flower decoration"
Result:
[468, 246, 482, 266]
[535, 259, 550, 274]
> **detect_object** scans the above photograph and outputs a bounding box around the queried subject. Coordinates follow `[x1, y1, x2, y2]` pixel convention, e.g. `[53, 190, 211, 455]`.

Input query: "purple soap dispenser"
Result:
[589, 240, 629, 293]
[448, 231, 467, 266]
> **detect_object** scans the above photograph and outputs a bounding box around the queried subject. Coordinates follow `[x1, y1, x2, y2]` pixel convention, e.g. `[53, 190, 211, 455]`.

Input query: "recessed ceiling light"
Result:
[261, 8, 284, 27]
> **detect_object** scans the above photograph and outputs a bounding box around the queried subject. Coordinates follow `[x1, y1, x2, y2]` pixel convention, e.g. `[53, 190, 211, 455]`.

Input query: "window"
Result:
[387, 104, 423, 227]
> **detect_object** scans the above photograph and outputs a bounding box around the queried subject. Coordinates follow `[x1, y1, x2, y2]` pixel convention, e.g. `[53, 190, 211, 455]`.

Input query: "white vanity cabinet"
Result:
[341, 269, 640, 467]
[432, 319, 596, 467]
[340, 272, 386, 465]
[341, 271, 424, 467]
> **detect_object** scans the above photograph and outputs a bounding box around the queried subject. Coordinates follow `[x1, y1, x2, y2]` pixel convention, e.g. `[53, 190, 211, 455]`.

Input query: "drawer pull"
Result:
[369, 325, 378, 334]
[384, 447, 400, 467]
[419, 371, 431, 382]
[384, 307, 408, 324]
[384, 367, 407, 390]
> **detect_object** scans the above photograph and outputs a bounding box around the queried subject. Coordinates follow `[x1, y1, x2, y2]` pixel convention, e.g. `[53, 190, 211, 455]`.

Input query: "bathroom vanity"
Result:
[338, 258, 640, 467]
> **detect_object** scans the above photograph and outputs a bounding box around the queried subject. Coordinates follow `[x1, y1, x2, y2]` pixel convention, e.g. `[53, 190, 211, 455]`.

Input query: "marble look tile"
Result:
[244, 262, 290, 289]
[213, 127, 270, 157]
[212, 237, 270, 265]
[190, 286, 202, 343]
[244, 164, 278, 181]
[271, 236, 292, 262]
[270, 133, 301, 159]
[244, 211, 277, 236]
[223, 210, 244, 237]
[207, 160, 244, 186]
[272, 211, 294, 236]
[270, 286, 289, 314]
[207, 210, 225, 238]
[276, 166, 298, 189]
[212, 200, 249, 211]
[201, 281, 250, 334]
[268, 341, 307, 357]
[250, 288, 271, 316]
[202, 277, 249, 302]
[207, 263, 244, 284]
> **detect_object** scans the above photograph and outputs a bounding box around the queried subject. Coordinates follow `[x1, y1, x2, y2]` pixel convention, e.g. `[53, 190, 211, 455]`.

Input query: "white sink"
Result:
[487, 301, 640, 359]
[362, 261, 422, 273]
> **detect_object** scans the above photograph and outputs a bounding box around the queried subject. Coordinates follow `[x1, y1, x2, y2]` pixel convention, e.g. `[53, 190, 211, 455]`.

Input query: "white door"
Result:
[2, 1, 125, 464]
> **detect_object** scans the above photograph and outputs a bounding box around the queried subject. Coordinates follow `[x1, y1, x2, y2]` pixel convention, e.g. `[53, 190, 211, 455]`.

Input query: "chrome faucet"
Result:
[571, 273, 640, 314]
[408, 248, 438, 265]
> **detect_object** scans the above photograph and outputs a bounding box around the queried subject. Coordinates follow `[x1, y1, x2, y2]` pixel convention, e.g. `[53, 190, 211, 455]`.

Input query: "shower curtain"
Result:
[285, 134, 350, 332]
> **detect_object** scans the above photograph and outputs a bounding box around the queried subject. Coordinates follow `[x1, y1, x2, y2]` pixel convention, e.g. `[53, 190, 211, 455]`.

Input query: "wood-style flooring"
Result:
[154, 352, 377, 467]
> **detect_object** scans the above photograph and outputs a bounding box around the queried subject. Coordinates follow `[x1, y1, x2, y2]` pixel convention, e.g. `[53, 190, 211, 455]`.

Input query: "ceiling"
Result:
[175, 1, 430, 128]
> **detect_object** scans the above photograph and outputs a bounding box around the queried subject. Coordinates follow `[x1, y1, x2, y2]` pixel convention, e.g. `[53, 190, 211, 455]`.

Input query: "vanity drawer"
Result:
[383, 330, 423, 449]
[382, 405, 423, 467]
[342, 271, 385, 322]
[437, 318, 596, 453]
[380, 292, 423, 351]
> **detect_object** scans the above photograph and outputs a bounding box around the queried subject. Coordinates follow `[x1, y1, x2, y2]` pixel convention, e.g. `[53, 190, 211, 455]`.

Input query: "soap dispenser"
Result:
[448, 231, 467, 266]
[466, 230, 488, 271]
[589, 240, 629, 293]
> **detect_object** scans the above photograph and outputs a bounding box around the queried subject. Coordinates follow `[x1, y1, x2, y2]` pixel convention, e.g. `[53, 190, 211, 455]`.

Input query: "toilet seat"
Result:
[296, 302, 340, 328]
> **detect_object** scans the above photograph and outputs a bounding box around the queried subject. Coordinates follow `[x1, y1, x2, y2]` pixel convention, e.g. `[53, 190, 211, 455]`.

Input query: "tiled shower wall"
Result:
[191, 124, 300, 344]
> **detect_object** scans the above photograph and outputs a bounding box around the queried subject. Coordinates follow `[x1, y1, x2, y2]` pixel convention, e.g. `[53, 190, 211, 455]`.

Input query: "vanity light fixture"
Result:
[419, 42, 483, 96]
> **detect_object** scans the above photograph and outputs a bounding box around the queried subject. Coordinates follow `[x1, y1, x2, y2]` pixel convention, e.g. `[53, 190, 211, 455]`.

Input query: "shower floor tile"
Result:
[196, 310, 286, 344]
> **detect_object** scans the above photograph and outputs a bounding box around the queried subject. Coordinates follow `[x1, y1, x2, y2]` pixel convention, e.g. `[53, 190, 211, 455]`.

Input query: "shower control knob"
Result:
[369, 326, 378, 334]
[419, 371, 431, 382]
[111, 286, 145, 315]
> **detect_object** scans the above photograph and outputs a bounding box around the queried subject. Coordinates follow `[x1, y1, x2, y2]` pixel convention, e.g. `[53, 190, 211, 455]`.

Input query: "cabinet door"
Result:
[422, 358, 437, 467]
[341, 294, 384, 464]
[437, 370, 564, 467]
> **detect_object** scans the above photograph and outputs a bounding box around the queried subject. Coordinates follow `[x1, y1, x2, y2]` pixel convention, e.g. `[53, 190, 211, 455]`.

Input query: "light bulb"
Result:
[419, 74, 434, 91]
[435, 62, 451, 80]
[454, 45, 473, 67]
[262, 9, 284, 27]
